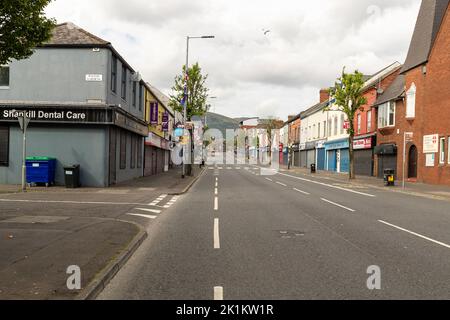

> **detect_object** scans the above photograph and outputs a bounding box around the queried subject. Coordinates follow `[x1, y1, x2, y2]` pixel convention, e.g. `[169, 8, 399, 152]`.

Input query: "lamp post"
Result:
[182, 35, 215, 178]
[12, 109, 30, 192]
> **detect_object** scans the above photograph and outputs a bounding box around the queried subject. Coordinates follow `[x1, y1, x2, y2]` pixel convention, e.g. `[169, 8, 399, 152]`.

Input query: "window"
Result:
[121, 66, 127, 100]
[439, 137, 445, 164]
[328, 119, 332, 137]
[448, 137, 450, 165]
[313, 124, 316, 139]
[120, 130, 127, 169]
[323, 121, 326, 137]
[111, 57, 117, 93]
[367, 110, 372, 132]
[137, 137, 142, 169]
[132, 82, 137, 107]
[0, 125, 9, 166]
[131, 134, 136, 169]
[139, 85, 143, 111]
[406, 83, 416, 118]
[0, 66, 10, 87]
[333, 117, 338, 136]
[340, 114, 345, 134]
[318, 123, 321, 138]
[357, 114, 362, 134]
[378, 101, 395, 128]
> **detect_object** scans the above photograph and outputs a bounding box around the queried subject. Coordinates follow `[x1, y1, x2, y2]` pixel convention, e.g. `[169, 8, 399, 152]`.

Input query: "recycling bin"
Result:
[64, 165, 80, 188]
[383, 168, 395, 186]
[310, 163, 316, 174]
[26, 157, 56, 187]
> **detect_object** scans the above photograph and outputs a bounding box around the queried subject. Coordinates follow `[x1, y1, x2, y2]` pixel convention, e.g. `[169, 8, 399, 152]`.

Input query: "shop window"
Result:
[0, 125, 9, 166]
[440, 137, 445, 164]
[406, 83, 416, 118]
[120, 130, 127, 169]
[111, 56, 117, 93]
[121, 66, 127, 100]
[378, 101, 395, 128]
[137, 137, 142, 168]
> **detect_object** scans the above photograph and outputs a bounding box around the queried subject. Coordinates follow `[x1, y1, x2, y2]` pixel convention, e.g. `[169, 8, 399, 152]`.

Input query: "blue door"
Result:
[327, 150, 336, 171]
[317, 148, 325, 170]
[340, 148, 350, 173]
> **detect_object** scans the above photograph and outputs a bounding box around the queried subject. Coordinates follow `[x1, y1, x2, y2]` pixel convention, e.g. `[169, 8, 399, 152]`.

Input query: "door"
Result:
[377, 154, 398, 178]
[300, 151, 307, 167]
[327, 150, 336, 171]
[340, 148, 350, 173]
[408, 145, 418, 178]
[354, 149, 373, 176]
[317, 148, 325, 170]
[306, 150, 316, 168]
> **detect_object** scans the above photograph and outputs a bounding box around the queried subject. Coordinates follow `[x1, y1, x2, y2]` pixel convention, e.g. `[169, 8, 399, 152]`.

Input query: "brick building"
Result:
[375, 0, 450, 185]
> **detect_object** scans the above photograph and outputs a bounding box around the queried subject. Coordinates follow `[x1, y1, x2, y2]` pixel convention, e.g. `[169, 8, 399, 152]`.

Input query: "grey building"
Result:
[0, 22, 148, 187]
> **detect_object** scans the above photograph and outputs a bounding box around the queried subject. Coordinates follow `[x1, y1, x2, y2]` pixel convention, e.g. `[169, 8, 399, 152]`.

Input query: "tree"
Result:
[0, 0, 56, 65]
[259, 118, 283, 165]
[329, 68, 367, 180]
[169, 63, 210, 175]
[169, 63, 209, 121]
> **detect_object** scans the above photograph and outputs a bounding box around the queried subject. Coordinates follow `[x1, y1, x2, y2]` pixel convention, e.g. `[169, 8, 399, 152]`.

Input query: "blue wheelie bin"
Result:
[26, 157, 57, 187]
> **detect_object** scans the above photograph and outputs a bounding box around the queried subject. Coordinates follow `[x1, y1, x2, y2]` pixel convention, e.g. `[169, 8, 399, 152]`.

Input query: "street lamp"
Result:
[182, 35, 215, 178]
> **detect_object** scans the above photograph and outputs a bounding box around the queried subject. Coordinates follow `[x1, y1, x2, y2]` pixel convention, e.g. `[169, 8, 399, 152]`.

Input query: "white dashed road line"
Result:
[321, 198, 355, 212]
[276, 182, 287, 187]
[293, 188, 311, 195]
[149, 194, 168, 206]
[214, 286, 224, 300]
[378, 220, 450, 249]
[163, 196, 180, 208]
[135, 208, 162, 214]
[214, 218, 220, 249]
[214, 197, 219, 211]
[127, 213, 157, 220]
[265, 178, 273, 182]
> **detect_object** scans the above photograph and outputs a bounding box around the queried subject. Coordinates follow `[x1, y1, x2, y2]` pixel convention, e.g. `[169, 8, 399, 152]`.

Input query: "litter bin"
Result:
[383, 168, 395, 186]
[64, 165, 80, 188]
[310, 163, 316, 174]
[26, 157, 56, 187]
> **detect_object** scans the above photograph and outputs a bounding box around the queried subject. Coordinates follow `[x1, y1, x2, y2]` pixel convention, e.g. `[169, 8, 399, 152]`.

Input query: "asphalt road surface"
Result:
[99, 165, 450, 300]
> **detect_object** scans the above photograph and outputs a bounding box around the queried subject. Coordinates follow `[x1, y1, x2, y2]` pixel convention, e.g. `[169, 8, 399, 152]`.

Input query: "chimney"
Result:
[320, 88, 330, 103]
[288, 115, 296, 122]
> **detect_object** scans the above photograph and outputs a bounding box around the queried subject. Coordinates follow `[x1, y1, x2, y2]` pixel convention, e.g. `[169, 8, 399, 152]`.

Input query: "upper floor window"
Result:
[323, 121, 326, 137]
[378, 101, 395, 128]
[0, 66, 10, 88]
[357, 114, 362, 134]
[139, 85, 143, 111]
[0, 125, 9, 166]
[132, 82, 137, 107]
[121, 66, 127, 100]
[340, 114, 345, 135]
[317, 123, 321, 139]
[111, 57, 117, 93]
[367, 110, 372, 132]
[406, 83, 416, 118]
[333, 117, 338, 136]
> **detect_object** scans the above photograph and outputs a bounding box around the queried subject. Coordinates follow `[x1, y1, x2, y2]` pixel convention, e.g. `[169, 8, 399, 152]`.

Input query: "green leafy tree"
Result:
[0, 0, 56, 65]
[169, 63, 209, 121]
[329, 68, 367, 179]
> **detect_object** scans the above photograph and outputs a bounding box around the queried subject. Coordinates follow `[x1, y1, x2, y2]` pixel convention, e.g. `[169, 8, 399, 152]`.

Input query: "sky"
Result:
[45, 0, 421, 120]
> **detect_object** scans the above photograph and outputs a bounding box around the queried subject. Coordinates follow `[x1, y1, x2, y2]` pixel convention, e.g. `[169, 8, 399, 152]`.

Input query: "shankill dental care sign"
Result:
[2, 109, 87, 120]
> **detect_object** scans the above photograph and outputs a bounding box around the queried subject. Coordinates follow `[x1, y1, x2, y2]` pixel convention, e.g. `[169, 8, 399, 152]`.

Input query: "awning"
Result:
[374, 144, 397, 155]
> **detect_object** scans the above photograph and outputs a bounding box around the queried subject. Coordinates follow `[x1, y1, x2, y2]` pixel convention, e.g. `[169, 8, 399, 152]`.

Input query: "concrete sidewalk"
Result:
[280, 165, 450, 202]
[0, 166, 204, 300]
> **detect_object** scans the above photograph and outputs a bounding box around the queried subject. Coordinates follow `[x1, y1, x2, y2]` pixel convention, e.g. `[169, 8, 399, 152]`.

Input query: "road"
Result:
[99, 165, 450, 300]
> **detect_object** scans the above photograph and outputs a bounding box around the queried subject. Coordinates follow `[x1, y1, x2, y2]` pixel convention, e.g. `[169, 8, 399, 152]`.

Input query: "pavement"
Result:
[0, 166, 204, 300]
[98, 164, 450, 300]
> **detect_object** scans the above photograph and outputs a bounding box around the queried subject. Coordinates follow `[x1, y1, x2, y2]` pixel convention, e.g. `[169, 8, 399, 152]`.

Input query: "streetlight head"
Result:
[202, 36, 215, 39]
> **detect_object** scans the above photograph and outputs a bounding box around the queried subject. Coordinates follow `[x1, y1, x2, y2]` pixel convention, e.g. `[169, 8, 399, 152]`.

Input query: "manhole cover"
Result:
[1, 216, 70, 224]
[276, 230, 305, 239]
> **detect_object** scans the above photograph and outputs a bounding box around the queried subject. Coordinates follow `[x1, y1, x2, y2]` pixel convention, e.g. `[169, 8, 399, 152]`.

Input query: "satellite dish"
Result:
[377, 88, 384, 95]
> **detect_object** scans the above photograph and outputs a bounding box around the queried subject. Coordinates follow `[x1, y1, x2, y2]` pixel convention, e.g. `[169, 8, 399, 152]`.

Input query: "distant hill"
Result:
[205, 112, 240, 136]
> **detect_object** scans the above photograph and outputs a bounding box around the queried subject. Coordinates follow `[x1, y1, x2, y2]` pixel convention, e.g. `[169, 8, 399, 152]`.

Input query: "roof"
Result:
[374, 74, 405, 106]
[42, 23, 110, 46]
[300, 100, 330, 119]
[400, 0, 450, 74]
[363, 62, 402, 90]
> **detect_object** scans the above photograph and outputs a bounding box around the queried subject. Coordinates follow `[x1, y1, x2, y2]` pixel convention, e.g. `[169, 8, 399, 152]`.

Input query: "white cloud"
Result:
[45, 0, 421, 120]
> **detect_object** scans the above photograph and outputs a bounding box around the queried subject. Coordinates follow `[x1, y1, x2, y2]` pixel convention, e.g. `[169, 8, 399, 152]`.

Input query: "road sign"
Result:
[343, 121, 350, 130]
[405, 132, 414, 142]
[18, 116, 30, 132]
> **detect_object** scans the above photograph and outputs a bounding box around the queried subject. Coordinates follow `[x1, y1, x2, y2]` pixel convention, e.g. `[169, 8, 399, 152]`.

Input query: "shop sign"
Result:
[353, 137, 372, 150]
[150, 102, 159, 125]
[162, 111, 169, 132]
[0, 107, 112, 123]
[85, 74, 103, 82]
[423, 134, 438, 153]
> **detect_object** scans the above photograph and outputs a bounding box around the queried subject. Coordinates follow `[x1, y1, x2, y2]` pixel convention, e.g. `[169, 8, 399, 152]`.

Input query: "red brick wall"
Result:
[289, 118, 301, 144]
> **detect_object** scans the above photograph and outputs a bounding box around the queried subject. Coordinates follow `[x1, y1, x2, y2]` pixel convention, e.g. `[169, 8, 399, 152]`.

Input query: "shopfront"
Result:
[315, 140, 327, 171]
[325, 138, 349, 173]
[374, 143, 398, 179]
[353, 135, 376, 176]
[0, 105, 148, 187]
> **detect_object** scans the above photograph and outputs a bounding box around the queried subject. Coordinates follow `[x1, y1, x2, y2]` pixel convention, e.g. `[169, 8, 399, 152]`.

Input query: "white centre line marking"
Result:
[378, 220, 450, 249]
[276, 182, 287, 187]
[214, 197, 219, 211]
[214, 286, 224, 300]
[215, 188, 218, 195]
[127, 213, 157, 220]
[136, 208, 161, 214]
[321, 198, 355, 212]
[265, 178, 273, 182]
[293, 188, 310, 195]
[214, 218, 220, 249]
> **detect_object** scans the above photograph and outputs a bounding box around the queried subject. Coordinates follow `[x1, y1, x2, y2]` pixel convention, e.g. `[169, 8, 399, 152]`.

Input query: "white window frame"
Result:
[0, 65, 10, 89]
[406, 83, 416, 118]
[440, 137, 445, 164]
[367, 110, 372, 132]
[377, 101, 395, 128]
[448, 137, 450, 165]
[357, 114, 362, 134]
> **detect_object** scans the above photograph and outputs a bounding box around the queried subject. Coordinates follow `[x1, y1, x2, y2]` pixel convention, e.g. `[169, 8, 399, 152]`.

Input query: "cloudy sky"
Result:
[45, 0, 421, 120]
